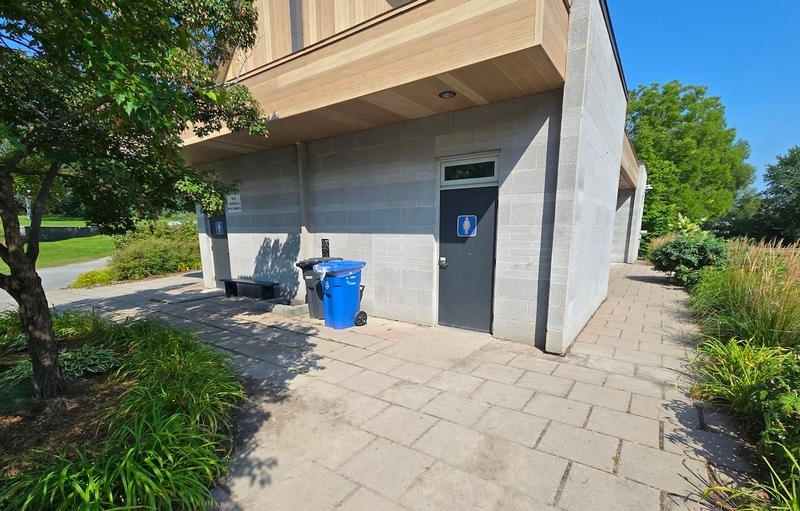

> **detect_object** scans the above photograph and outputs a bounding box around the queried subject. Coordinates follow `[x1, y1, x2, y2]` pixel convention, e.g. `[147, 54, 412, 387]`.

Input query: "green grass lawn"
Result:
[0, 236, 113, 273]
[17, 215, 87, 228]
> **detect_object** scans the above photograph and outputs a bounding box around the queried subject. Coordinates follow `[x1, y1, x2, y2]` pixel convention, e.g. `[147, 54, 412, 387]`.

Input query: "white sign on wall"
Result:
[226, 194, 242, 214]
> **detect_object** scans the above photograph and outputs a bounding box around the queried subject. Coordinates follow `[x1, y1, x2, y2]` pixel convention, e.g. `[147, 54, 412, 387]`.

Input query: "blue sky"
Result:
[607, 0, 800, 190]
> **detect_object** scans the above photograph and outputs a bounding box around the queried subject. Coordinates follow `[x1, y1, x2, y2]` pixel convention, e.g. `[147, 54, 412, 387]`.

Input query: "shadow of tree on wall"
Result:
[239, 234, 301, 301]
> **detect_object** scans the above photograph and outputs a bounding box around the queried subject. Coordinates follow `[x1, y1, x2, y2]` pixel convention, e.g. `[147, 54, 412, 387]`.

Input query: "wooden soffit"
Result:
[184, 0, 570, 165]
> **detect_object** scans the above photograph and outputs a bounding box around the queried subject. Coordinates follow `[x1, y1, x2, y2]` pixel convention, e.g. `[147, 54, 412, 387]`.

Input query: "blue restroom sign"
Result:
[457, 215, 477, 237]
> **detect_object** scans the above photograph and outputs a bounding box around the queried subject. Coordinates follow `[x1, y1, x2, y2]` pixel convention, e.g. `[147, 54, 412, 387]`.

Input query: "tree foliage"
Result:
[761, 146, 800, 242]
[714, 146, 800, 243]
[0, 0, 269, 397]
[627, 81, 755, 237]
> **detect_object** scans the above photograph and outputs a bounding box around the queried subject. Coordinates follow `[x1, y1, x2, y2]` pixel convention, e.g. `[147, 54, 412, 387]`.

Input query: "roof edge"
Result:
[598, 0, 628, 95]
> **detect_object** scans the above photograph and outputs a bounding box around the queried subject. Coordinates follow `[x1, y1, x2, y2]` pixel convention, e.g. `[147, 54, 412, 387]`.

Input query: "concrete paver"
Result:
[30, 263, 756, 510]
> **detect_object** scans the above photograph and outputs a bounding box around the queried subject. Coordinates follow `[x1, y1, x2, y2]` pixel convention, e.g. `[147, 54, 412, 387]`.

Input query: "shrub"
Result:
[649, 232, 727, 286]
[68, 268, 113, 288]
[113, 216, 198, 250]
[692, 240, 800, 348]
[109, 237, 200, 281]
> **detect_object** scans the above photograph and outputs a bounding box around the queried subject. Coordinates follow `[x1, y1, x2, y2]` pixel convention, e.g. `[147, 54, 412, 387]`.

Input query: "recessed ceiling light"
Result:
[438, 91, 457, 99]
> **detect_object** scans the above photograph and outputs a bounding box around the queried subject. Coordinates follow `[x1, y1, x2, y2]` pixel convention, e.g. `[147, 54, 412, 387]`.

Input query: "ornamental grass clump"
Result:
[692, 239, 800, 349]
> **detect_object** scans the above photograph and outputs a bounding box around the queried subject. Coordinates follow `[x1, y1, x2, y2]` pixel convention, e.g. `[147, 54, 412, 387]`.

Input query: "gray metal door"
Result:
[438, 186, 498, 332]
[208, 213, 231, 287]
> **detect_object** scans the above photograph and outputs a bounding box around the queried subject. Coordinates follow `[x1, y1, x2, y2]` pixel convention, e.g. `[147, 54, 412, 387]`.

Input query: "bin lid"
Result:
[296, 257, 342, 269]
[313, 260, 366, 278]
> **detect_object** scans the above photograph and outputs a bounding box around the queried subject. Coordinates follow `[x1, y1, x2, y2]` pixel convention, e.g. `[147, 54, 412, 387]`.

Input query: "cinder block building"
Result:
[184, 0, 647, 354]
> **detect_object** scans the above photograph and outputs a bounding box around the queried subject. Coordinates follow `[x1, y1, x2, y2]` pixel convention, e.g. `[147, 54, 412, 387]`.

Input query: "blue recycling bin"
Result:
[313, 260, 368, 329]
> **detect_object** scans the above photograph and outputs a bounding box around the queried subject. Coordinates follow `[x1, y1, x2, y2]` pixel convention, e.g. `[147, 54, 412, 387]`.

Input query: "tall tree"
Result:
[761, 145, 800, 242]
[0, 0, 268, 398]
[627, 81, 755, 237]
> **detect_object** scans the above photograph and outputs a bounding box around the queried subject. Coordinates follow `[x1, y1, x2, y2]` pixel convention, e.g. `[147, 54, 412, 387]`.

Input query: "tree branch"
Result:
[0, 272, 11, 294]
[26, 161, 61, 264]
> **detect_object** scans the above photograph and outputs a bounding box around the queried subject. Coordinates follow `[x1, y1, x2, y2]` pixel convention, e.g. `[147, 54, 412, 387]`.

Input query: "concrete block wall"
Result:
[435, 92, 562, 347]
[305, 124, 440, 326]
[546, 0, 629, 353]
[199, 146, 306, 300]
[305, 92, 562, 337]
[611, 189, 634, 263]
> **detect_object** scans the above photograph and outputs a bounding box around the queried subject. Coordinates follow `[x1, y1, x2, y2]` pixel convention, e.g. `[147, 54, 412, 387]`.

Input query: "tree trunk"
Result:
[5, 263, 65, 398]
[16, 269, 65, 398]
[0, 170, 65, 398]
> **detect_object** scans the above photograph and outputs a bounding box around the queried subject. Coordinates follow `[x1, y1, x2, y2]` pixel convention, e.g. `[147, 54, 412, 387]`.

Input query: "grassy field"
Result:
[16, 215, 86, 228]
[0, 236, 113, 273]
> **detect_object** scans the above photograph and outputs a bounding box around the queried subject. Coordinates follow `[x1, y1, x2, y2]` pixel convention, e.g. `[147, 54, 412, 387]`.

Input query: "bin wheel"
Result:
[354, 311, 368, 327]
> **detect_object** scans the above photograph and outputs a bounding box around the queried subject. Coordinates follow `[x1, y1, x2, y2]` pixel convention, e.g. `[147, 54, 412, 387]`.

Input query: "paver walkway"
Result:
[37, 264, 754, 511]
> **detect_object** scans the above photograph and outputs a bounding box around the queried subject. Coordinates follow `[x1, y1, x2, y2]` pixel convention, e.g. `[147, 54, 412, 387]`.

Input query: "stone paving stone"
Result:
[523, 393, 591, 427]
[419, 392, 490, 427]
[338, 438, 434, 500]
[636, 364, 685, 386]
[662, 422, 755, 473]
[662, 493, 716, 511]
[427, 370, 486, 397]
[617, 442, 708, 497]
[335, 391, 391, 426]
[495, 492, 563, 511]
[361, 405, 438, 445]
[355, 352, 407, 373]
[378, 382, 441, 410]
[629, 394, 672, 420]
[558, 463, 660, 511]
[398, 461, 505, 511]
[413, 420, 489, 468]
[605, 373, 664, 398]
[596, 335, 639, 349]
[328, 344, 373, 363]
[581, 355, 636, 376]
[583, 325, 624, 337]
[639, 341, 689, 358]
[472, 406, 549, 448]
[620, 331, 664, 344]
[552, 363, 608, 385]
[567, 381, 630, 412]
[339, 370, 400, 396]
[241, 459, 357, 511]
[414, 420, 565, 501]
[470, 380, 534, 410]
[507, 354, 559, 375]
[306, 358, 364, 383]
[338, 488, 407, 511]
[569, 342, 616, 358]
[469, 361, 525, 385]
[515, 372, 575, 397]
[472, 347, 517, 364]
[537, 422, 620, 472]
[339, 332, 387, 349]
[614, 347, 663, 366]
[388, 361, 443, 384]
[586, 407, 660, 447]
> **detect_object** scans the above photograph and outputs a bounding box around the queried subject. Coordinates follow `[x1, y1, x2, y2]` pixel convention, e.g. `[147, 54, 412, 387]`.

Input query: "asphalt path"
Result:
[1, 257, 110, 307]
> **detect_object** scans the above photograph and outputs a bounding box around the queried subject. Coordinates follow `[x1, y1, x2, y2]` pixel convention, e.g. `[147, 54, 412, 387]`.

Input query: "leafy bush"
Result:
[692, 240, 800, 348]
[113, 216, 198, 250]
[649, 232, 727, 286]
[68, 268, 112, 288]
[0, 315, 245, 510]
[109, 237, 200, 281]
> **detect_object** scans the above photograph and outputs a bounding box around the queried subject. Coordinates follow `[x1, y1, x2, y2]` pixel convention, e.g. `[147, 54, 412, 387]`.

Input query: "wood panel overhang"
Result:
[619, 134, 639, 190]
[184, 0, 570, 166]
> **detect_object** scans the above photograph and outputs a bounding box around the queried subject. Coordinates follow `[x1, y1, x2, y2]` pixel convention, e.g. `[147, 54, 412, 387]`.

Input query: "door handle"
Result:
[439, 257, 448, 269]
